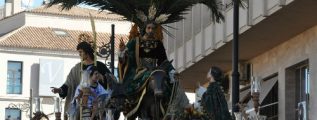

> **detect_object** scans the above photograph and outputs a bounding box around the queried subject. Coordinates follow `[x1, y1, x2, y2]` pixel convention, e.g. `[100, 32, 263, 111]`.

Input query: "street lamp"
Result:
[251, 77, 261, 114]
[232, 0, 240, 117]
[97, 24, 115, 74]
[32, 97, 49, 119]
[54, 97, 62, 120]
[34, 97, 41, 113]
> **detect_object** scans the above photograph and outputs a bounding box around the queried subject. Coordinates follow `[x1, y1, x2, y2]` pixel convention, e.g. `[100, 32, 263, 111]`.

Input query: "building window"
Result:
[7, 61, 23, 94]
[285, 60, 309, 120]
[260, 82, 278, 120]
[295, 65, 309, 120]
[5, 108, 21, 120]
[52, 28, 69, 37]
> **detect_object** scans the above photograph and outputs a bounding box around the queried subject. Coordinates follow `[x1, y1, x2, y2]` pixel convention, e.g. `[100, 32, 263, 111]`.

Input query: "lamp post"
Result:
[97, 24, 115, 73]
[34, 97, 41, 113]
[232, 0, 240, 117]
[33, 97, 48, 119]
[251, 77, 261, 114]
[110, 24, 115, 74]
[30, 89, 33, 119]
[54, 97, 62, 120]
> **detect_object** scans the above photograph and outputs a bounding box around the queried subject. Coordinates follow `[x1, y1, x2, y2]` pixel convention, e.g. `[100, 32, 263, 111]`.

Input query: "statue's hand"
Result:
[119, 38, 128, 62]
[50, 87, 62, 94]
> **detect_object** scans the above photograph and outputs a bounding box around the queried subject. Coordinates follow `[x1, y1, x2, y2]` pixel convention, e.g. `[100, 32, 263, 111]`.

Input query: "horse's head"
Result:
[148, 70, 169, 97]
[146, 60, 174, 97]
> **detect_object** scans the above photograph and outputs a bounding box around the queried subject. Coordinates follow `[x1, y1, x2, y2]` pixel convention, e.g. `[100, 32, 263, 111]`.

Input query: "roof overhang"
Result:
[180, 0, 317, 92]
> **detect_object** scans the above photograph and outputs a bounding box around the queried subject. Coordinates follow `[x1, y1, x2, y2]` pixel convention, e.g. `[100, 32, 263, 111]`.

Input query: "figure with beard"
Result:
[51, 41, 111, 120]
[118, 22, 176, 95]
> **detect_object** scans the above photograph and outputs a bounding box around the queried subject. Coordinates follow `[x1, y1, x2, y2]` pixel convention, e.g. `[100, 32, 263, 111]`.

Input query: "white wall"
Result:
[249, 24, 317, 120]
[167, 0, 295, 72]
[0, 50, 79, 120]
[4, 1, 13, 17]
[4, 0, 22, 17]
[0, 6, 4, 19]
[25, 13, 131, 34]
[0, 51, 79, 97]
[13, 0, 22, 14]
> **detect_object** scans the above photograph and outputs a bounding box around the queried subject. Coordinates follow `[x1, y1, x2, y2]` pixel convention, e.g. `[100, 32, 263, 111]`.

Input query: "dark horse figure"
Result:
[137, 69, 170, 120]
[106, 61, 177, 120]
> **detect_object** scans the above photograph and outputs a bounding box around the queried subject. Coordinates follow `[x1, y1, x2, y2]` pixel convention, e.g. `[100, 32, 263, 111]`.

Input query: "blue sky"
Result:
[0, 0, 4, 6]
[0, 0, 96, 10]
[0, 0, 44, 9]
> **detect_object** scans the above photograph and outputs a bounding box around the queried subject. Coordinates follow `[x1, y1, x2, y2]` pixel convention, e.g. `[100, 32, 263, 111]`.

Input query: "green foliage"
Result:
[49, 0, 243, 25]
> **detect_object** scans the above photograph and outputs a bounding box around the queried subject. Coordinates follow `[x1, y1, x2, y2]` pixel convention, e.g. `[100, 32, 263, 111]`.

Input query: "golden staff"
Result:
[79, 55, 84, 120]
[89, 13, 97, 67]
[89, 12, 111, 90]
[78, 13, 97, 120]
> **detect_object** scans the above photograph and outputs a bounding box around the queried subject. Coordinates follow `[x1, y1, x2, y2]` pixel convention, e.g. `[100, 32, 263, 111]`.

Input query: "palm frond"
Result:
[158, 0, 196, 24]
[162, 27, 175, 39]
[199, 0, 224, 23]
[48, 0, 240, 36]
[49, 0, 223, 23]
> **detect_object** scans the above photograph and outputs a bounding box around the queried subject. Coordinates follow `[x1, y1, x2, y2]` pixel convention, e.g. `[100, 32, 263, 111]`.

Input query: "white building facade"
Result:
[0, 50, 80, 119]
[0, 2, 130, 119]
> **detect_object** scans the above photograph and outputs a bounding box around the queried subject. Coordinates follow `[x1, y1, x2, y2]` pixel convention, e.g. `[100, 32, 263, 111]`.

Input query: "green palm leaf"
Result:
[48, 0, 243, 29]
[198, 0, 224, 23]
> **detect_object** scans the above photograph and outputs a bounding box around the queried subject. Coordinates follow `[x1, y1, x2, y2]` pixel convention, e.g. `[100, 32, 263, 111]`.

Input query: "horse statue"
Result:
[106, 60, 189, 120]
